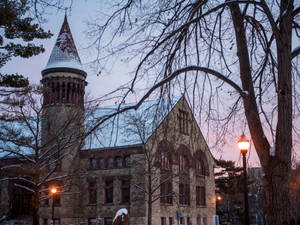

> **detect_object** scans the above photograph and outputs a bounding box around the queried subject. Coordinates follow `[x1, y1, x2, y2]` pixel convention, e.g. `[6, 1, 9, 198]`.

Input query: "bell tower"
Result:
[41, 15, 87, 160]
[41, 14, 87, 107]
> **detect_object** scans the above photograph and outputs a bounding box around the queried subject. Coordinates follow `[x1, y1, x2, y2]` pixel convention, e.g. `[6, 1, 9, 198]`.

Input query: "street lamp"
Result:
[238, 134, 250, 225]
[50, 186, 57, 225]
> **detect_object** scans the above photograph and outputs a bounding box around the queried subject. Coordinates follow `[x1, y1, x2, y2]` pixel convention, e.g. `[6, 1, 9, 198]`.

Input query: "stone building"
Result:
[0, 16, 216, 225]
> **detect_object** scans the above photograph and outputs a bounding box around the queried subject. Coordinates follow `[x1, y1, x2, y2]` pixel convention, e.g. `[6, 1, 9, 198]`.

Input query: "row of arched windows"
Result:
[89, 155, 131, 170]
[42, 78, 85, 106]
[158, 143, 209, 176]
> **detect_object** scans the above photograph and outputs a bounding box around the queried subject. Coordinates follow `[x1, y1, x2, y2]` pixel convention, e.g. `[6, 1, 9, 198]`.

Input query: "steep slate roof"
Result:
[43, 15, 84, 73]
[0, 97, 181, 157]
[83, 97, 181, 150]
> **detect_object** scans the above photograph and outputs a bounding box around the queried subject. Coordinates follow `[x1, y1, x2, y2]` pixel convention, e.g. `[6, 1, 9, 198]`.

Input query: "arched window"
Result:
[107, 158, 114, 168]
[196, 159, 204, 175]
[179, 154, 189, 171]
[194, 150, 209, 176]
[125, 156, 131, 167]
[116, 157, 123, 168]
[161, 153, 171, 170]
[99, 158, 104, 169]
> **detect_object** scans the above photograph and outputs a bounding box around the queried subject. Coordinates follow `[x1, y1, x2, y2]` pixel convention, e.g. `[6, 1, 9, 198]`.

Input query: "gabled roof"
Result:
[42, 15, 86, 76]
[83, 97, 181, 150]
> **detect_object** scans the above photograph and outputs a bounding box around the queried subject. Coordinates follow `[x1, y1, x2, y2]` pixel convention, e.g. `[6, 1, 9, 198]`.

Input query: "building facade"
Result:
[0, 16, 216, 225]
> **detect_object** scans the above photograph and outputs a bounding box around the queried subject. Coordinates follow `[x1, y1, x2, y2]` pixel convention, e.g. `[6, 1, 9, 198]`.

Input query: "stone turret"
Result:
[41, 14, 87, 107]
[39, 16, 86, 223]
[41, 15, 86, 164]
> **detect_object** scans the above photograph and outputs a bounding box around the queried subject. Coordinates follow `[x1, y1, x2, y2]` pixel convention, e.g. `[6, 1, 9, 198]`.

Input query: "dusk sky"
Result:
[4, 1, 299, 167]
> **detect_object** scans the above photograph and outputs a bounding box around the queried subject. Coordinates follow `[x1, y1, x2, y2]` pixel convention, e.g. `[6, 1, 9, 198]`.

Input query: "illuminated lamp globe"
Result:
[238, 134, 250, 154]
[50, 187, 57, 194]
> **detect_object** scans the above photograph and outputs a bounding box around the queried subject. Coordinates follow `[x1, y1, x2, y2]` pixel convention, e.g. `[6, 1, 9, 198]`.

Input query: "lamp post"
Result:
[50, 186, 57, 225]
[238, 134, 250, 225]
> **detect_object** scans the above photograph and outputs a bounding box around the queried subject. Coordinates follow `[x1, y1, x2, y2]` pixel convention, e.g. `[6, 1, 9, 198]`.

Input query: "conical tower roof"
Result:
[42, 15, 86, 77]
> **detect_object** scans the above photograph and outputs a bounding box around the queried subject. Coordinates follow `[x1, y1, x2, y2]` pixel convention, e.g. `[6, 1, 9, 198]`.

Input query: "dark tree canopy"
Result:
[0, 0, 52, 88]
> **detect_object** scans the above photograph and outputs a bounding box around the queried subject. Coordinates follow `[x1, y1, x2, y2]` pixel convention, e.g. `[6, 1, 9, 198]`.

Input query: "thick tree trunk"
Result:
[230, 1, 293, 224]
[32, 190, 40, 225]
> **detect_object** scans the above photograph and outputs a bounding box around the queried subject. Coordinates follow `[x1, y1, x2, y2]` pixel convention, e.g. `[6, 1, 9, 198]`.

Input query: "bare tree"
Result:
[85, 1, 300, 224]
[124, 103, 177, 225]
[0, 86, 84, 225]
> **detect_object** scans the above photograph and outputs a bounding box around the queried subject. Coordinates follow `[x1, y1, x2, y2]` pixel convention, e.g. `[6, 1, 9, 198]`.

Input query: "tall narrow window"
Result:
[105, 179, 114, 203]
[107, 158, 114, 168]
[178, 109, 189, 135]
[125, 156, 131, 167]
[196, 186, 206, 206]
[121, 179, 130, 203]
[88, 181, 97, 204]
[116, 157, 123, 168]
[179, 183, 190, 205]
[161, 181, 172, 204]
[187, 217, 191, 225]
[179, 154, 188, 171]
[180, 217, 184, 225]
[196, 186, 200, 206]
[200, 186, 206, 206]
[99, 158, 104, 169]
[90, 158, 97, 169]
[196, 159, 204, 175]
[167, 181, 173, 204]
[203, 217, 207, 225]
[169, 217, 173, 225]
[161, 153, 171, 170]
[161, 217, 166, 225]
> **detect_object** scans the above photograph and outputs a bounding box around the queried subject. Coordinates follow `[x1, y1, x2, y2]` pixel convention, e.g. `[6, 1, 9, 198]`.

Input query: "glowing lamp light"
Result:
[50, 187, 57, 194]
[238, 134, 250, 153]
[216, 195, 222, 201]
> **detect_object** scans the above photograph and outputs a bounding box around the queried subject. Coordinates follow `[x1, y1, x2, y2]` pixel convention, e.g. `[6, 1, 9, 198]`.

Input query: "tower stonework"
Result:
[41, 14, 87, 146]
[40, 15, 87, 224]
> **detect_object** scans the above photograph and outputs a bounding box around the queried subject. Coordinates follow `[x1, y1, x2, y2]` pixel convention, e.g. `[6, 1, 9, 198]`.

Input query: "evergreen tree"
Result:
[215, 159, 244, 224]
[0, 0, 52, 88]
